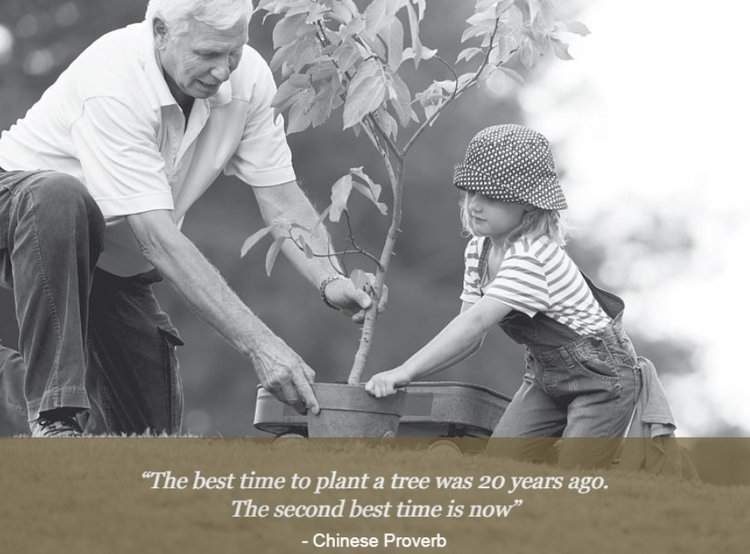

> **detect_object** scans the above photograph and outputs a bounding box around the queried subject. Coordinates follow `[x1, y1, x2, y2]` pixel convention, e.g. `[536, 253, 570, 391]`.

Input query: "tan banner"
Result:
[1, 438, 749, 553]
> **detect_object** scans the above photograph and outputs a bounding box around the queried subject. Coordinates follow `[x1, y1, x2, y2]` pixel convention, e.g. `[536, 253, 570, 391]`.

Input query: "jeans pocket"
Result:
[158, 324, 185, 347]
[575, 356, 620, 382]
[0, 185, 9, 250]
[157, 325, 185, 434]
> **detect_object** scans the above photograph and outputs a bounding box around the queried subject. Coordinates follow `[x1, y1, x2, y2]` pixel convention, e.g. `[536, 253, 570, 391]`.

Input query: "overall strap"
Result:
[577, 270, 625, 320]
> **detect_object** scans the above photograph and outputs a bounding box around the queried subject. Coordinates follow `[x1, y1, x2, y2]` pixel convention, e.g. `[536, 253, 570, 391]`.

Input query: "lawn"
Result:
[1, 438, 748, 554]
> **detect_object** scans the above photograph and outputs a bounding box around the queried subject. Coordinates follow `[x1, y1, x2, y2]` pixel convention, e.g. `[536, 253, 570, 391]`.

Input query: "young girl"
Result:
[365, 124, 643, 468]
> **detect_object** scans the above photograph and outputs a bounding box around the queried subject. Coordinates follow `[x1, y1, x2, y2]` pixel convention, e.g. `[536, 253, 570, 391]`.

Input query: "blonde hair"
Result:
[459, 193, 570, 247]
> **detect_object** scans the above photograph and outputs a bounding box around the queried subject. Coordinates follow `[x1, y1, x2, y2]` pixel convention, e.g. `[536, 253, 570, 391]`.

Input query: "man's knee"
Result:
[22, 171, 105, 247]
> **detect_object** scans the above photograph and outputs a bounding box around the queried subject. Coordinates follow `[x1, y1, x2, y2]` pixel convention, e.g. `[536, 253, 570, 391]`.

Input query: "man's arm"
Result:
[126, 209, 319, 415]
[253, 180, 382, 322]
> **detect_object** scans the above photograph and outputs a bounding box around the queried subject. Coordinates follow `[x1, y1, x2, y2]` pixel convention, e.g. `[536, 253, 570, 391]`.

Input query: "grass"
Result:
[0, 437, 748, 554]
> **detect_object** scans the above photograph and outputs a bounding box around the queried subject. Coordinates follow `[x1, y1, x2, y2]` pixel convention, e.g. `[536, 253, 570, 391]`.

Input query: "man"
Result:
[0, 0, 375, 437]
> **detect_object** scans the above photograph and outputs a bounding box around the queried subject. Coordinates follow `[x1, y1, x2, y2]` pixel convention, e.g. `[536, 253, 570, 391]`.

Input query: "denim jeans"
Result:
[487, 271, 641, 468]
[0, 169, 184, 435]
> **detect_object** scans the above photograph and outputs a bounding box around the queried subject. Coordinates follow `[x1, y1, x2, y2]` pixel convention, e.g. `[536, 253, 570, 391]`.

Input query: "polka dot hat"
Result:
[453, 124, 568, 210]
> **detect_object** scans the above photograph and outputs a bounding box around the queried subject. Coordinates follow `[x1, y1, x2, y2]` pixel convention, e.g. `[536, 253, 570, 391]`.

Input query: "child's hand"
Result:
[365, 367, 411, 398]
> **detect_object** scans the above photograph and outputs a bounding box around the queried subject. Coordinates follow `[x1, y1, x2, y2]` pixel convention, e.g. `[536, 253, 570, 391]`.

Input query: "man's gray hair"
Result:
[145, 0, 253, 37]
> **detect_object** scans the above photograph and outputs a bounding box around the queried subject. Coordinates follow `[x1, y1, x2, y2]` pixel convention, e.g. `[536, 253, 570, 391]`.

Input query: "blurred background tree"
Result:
[0, 0, 708, 436]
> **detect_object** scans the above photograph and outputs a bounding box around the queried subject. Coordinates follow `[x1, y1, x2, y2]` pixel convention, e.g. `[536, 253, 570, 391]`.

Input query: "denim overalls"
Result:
[481, 247, 642, 467]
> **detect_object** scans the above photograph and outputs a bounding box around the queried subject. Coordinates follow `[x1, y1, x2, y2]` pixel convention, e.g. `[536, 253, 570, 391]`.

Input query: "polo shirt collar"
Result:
[138, 22, 178, 109]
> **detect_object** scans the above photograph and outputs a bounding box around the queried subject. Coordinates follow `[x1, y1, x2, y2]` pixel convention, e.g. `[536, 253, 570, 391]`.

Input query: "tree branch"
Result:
[403, 17, 502, 156]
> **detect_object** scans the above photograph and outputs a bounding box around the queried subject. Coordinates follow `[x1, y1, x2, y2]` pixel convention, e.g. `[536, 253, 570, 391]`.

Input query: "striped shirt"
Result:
[460, 235, 611, 336]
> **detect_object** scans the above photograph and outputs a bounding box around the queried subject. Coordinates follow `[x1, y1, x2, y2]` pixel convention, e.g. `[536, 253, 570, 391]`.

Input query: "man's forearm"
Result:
[163, 241, 269, 356]
[128, 212, 275, 360]
[127, 208, 319, 414]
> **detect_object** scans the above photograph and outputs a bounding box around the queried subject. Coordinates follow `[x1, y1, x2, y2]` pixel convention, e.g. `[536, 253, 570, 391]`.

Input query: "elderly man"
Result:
[0, 0, 373, 437]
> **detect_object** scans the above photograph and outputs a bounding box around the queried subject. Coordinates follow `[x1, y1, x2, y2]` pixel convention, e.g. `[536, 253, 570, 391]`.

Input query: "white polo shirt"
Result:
[0, 21, 296, 277]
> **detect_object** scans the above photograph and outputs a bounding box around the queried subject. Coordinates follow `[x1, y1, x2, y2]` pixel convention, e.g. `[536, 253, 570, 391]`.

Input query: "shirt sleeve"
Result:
[459, 237, 483, 304]
[484, 247, 551, 317]
[224, 51, 296, 187]
[70, 97, 173, 217]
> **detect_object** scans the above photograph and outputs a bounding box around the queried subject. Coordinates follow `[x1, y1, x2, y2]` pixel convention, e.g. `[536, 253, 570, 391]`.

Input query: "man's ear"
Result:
[152, 17, 169, 50]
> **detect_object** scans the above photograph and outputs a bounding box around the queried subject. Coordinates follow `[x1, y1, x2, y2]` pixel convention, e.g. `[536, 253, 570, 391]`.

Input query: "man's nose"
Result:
[210, 58, 231, 82]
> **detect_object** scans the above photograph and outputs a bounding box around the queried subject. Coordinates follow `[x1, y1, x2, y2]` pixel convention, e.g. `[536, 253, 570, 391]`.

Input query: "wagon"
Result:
[254, 381, 511, 450]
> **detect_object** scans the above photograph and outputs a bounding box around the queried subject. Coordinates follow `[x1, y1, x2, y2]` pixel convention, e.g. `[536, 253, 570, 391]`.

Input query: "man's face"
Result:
[155, 16, 248, 102]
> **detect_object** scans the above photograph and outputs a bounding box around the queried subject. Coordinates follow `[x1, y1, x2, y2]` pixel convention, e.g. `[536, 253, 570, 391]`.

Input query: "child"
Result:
[365, 124, 644, 468]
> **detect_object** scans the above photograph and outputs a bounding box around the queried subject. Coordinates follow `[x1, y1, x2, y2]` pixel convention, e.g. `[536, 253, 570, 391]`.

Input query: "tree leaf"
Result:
[415, 80, 449, 121]
[310, 92, 334, 128]
[352, 182, 388, 215]
[520, 38, 542, 69]
[467, 7, 498, 28]
[383, 17, 405, 70]
[374, 105, 398, 141]
[332, 39, 361, 73]
[340, 15, 366, 41]
[457, 46, 483, 64]
[286, 86, 316, 134]
[312, 205, 332, 237]
[328, 0, 359, 25]
[549, 37, 572, 60]
[349, 268, 370, 291]
[309, 59, 339, 83]
[310, 80, 337, 127]
[272, 80, 302, 119]
[461, 25, 486, 44]
[364, 0, 405, 39]
[270, 30, 319, 73]
[386, 69, 412, 126]
[402, 46, 436, 64]
[294, 233, 314, 258]
[330, 174, 353, 222]
[481, 66, 521, 97]
[240, 225, 274, 258]
[475, 0, 499, 11]
[363, 0, 388, 37]
[342, 59, 387, 129]
[265, 235, 288, 276]
[404, 0, 424, 67]
[305, 2, 329, 24]
[272, 72, 312, 116]
[272, 13, 306, 49]
[350, 167, 383, 200]
[277, 0, 314, 17]
[498, 65, 524, 84]
[564, 20, 591, 36]
[495, 0, 515, 17]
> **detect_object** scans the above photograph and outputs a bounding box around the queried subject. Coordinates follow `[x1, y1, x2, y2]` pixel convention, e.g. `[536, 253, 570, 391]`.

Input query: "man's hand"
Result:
[252, 336, 320, 415]
[323, 271, 388, 324]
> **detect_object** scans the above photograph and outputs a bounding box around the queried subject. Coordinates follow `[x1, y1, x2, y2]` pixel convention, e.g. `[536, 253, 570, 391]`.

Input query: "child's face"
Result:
[465, 192, 527, 241]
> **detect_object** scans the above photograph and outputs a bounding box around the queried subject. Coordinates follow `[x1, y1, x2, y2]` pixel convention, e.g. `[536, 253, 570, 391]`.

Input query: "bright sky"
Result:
[522, 0, 750, 435]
